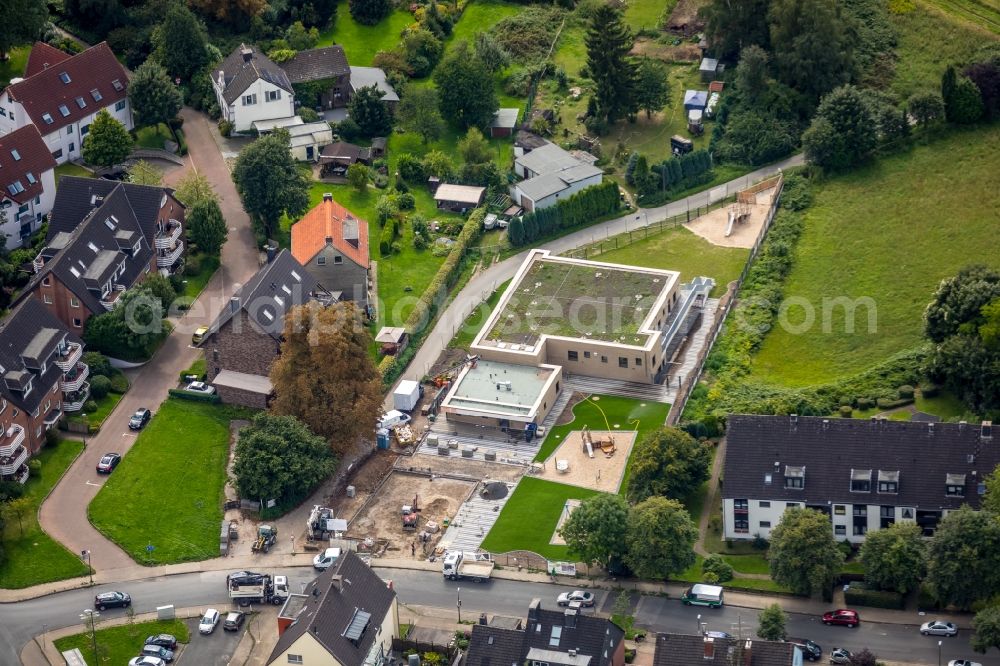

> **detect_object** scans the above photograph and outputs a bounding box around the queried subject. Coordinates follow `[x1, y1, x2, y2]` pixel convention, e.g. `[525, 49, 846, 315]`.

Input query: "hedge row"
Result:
[508, 181, 620, 247]
[845, 585, 905, 609]
[379, 218, 398, 257]
[167, 388, 222, 403]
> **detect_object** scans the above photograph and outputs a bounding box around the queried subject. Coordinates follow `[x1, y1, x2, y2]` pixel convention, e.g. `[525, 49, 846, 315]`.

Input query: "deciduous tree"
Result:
[0, 497, 32, 536]
[949, 75, 985, 124]
[397, 87, 445, 144]
[270, 301, 382, 455]
[768, 507, 844, 596]
[187, 198, 228, 256]
[908, 91, 945, 127]
[434, 41, 498, 129]
[558, 493, 629, 568]
[142, 273, 177, 311]
[859, 522, 926, 594]
[0, 0, 47, 60]
[927, 506, 1000, 609]
[585, 5, 638, 125]
[458, 128, 492, 165]
[735, 45, 770, 107]
[756, 603, 787, 641]
[924, 265, 1000, 343]
[348, 84, 392, 138]
[232, 129, 310, 240]
[152, 2, 210, 81]
[972, 605, 1000, 654]
[232, 413, 336, 508]
[128, 59, 183, 128]
[627, 426, 711, 503]
[82, 110, 133, 169]
[624, 496, 697, 580]
[699, 0, 770, 61]
[174, 170, 216, 207]
[474, 32, 509, 73]
[347, 163, 369, 191]
[83, 286, 167, 360]
[802, 85, 878, 171]
[349, 0, 390, 26]
[635, 58, 670, 119]
[126, 160, 163, 186]
[285, 20, 319, 51]
[401, 28, 443, 78]
[767, 0, 854, 102]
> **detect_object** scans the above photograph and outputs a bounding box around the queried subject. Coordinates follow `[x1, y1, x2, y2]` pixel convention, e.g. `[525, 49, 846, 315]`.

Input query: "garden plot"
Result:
[534, 430, 637, 494]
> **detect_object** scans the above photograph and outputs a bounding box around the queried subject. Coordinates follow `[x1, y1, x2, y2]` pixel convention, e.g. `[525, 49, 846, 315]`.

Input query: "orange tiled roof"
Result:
[291, 196, 369, 269]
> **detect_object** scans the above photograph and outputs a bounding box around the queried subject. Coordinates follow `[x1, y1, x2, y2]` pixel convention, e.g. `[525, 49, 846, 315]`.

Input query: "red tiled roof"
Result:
[0, 125, 56, 205]
[708, 80, 725, 93]
[6, 42, 130, 135]
[24, 42, 71, 78]
[291, 196, 369, 269]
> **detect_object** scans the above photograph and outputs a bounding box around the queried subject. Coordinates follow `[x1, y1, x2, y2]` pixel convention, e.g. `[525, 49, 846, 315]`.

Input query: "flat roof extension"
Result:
[442, 359, 558, 419]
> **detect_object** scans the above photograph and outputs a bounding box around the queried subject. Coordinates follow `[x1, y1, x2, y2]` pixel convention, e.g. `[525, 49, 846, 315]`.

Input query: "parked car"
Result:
[705, 631, 733, 640]
[787, 638, 822, 661]
[94, 591, 131, 610]
[378, 410, 411, 429]
[192, 326, 209, 345]
[921, 620, 958, 636]
[128, 658, 165, 666]
[948, 661, 983, 666]
[185, 381, 216, 394]
[224, 611, 246, 631]
[313, 547, 342, 571]
[144, 634, 178, 650]
[95, 452, 121, 474]
[199, 608, 220, 634]
[139, 644, 174, 663]
[822, 609, 860, 627]
[557, 590, 595, 607]
[829, 647, 853, 664]
[129, 408, 151, 430]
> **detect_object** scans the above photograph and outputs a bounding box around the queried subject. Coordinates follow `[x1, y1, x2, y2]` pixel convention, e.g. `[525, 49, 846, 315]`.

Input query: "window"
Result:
[75, 96, 87, 109]
[584, 351, 591, 359]
[734, 519, 749, 533]
[734, 499, 749, 511]
[853, 524, 867, 536]
[601, 355, 607, 363]
[10, 149, 20, 161]
[112, 79, 124, 91]
[946, 473, 966, 496]
[42, 113, 54, 124]
[568, 351, 579, 361]
[618, 357, 628, 368]
[43, 294, 53, 304]
[784, 465, 805, 489]
[69, 143, 75, 152]
[317, 256, 326, 265]
[834, 505, 846, 515]
[878, 470, 899, 494]
[334, 255, 343, 264]
[266, 89, 282, 102]
[59, 71, 71, 83]
[243, 94, 258, 106]
[287, 656, 303, 665]
[81, 124, 90, 136]
[946, 484, 965, 497]
[759, 521, 771, 528]
[52, 149, 63, 159]
[115, 100, 126, 112]
[759, 501, 770, 508]
[853, 505, 867, 516]
[785, 502, 799, 509]
[72, 318, 82, 328]
[91, 89, 103, 102]
[635, 357, 642, 366]
[835, 525, 846, 536]
[7, 182, 24, 195]
[851, 469, 872, 493]
[26, 172, 36, 184]
[549, 625, 562, 647]
[42, 277, 51, 286]
[58, 104, 70, 117]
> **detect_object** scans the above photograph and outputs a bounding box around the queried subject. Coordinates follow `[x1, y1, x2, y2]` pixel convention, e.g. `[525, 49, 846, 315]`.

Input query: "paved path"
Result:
[37, 108, 260, 575]
[693, 437, 726, 559]
[383, 154, 804, 409]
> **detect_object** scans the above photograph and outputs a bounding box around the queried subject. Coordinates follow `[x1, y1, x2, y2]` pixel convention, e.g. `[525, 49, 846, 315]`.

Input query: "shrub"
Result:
[397, 153, 425, 181]
[109, 373, 129, 393]
[83, 400, 99, 413]
[379, 219, 398, 256]
[839, 405, 853, 417]
[397, 192, 416, 210]
[898, 385, 915, 399]
[89, 375, 111, 399]
[917, 583, 940, 610]
[298, 107, 320, 122]
[920, 383, 940, 398]
[83, 352, 113, 377]
[752, 533, 769, 550]
[28, 458, 42, 474]
[702, 554, 735, 582]
[218, 119, 234, 137]
[183, 254, 203, 276]
[876, 397, 912, 409]
[857, 397, 874, 410]
[373, 173, 389, 188]
[844, 583, 904, 609]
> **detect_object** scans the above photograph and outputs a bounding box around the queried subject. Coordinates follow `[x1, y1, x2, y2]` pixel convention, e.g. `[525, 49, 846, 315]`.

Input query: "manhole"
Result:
[479, 480, 509, 501]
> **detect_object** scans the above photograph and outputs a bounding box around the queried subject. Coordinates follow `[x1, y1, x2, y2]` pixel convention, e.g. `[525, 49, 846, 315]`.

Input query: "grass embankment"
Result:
[54, 163, 93, 181]
[448, 280, 512, 349]
[0, 439, 90, 589]
[89, 398, 252, 564]
[54, 619, 189, 665]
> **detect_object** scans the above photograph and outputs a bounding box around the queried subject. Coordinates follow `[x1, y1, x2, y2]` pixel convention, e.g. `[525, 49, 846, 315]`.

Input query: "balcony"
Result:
[157, 240, 184, 269]
[12, 464, 29, 485]
[61, 362, 89, 392]
[55, 342, 83, 372]
[0, 425, 25, 458]
[100, 285, 126, 310]
[63, 382, 90, 412]
[0, 445, 28, 476]
[154, 219, 183, 250]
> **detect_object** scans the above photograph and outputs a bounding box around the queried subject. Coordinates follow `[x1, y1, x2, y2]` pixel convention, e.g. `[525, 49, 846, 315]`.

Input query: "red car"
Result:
[822, 609, 860, 627]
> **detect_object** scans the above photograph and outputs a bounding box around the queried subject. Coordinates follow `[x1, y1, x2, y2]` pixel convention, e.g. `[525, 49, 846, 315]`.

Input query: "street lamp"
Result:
[457, 587, 462, 623]
[937, 639, 942, 666]
[80, 609, 100, 661]
[696, 614, 702, 634]
[81, 549, 93, 586]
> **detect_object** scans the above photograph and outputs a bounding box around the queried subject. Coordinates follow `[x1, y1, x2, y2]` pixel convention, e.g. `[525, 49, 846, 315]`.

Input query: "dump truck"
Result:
[442, 551, 494, 582]
[227, 571, 289, 606]
[251, 525, 278, 553]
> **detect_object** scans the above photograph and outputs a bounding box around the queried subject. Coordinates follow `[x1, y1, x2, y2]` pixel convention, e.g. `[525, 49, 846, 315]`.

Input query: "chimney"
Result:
[742, 640, 753, 666]
[325, 236, 334, 245]
[822, 418, 830, 430]
[528, 598, 541, 622]
[564, 609, 577, 629]
[703, 636, 714, 660]
[789, 414, 797, 427]
[984, 421, 993, 439]
[330, 575, 343, 593]
[229, 296, 240, 312]
[928, 422, 935, 436]
[568, 649, 577, 658]
[266, 240, 278, 263]
[323, 192, 334, 202]
[240, 44, 253, 62]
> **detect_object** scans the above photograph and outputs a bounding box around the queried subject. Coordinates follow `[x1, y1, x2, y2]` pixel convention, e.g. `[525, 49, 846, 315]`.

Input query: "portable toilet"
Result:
[376, 428, 391, 449]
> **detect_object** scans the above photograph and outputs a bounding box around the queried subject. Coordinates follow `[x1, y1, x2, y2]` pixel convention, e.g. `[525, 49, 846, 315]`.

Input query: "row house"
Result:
[722, 414, 998, 543]
[0, 42, 133, 165]
[0, 125, 57, 247]
[653, 633, 801, 666]
[0, 298, 89, 483]
[17, 177, 186, 331]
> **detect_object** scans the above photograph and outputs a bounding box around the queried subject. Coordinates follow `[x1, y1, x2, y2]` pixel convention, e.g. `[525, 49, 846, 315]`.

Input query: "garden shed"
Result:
[490, 108, 521, 138]
[699, 57, 719, 82]
[684, 90, 709, 112]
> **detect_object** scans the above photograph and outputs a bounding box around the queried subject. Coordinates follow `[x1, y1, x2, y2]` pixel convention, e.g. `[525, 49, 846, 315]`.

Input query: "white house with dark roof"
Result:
[214, 44, 296, 133]
[511, 141, 603, 212]
[0, 42, 133, 164]
[0, 125, 57, 246]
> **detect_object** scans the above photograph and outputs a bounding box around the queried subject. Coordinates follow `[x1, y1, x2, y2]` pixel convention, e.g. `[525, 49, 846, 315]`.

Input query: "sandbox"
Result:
[536, 429, 637, 494]
[685, 186, 779, 249]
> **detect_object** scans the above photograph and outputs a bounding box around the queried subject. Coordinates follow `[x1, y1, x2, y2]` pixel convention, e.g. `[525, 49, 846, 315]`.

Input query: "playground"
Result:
[534, 428, 637, 494]
[684, 178, 781, 249]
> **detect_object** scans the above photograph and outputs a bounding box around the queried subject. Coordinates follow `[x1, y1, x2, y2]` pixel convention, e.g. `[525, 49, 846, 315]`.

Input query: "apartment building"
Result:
[0, 125, 57, 246]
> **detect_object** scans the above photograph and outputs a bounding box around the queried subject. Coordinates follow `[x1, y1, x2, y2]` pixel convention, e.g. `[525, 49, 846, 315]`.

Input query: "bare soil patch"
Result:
[556, 392, 590, 426]
[631, 38, 702, 62]
[665, 0, 706, 35]
[395, 455, 524, 483]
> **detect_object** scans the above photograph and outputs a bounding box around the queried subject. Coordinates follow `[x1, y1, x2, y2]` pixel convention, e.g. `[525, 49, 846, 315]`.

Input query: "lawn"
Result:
[750, 125, 1000, 387]
[54, 163, 93, 181]
[88, 398, 252, 564]
[624, 0, 675, 31]
[480, 476, 602, 560]
[66, 388, 125, 431]
[0, 46, 29, 88]
[134, 124, 175, 151]
[449, 280, 511, 349]
[448, 1, 521, 45]
[916, 0, 1000, 34]
[593, 225, 749, 298]
[177, 253, 220, 300]
[54, 619, 189, 665]
[890, 1, 999, 100]
[316, 10, 415, 64]
[0, 438, 90, 589]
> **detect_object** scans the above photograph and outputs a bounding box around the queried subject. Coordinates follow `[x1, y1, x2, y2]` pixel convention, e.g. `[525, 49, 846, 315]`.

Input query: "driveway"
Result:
[178, 615, 246, 666]
[38, 108, 262, 575]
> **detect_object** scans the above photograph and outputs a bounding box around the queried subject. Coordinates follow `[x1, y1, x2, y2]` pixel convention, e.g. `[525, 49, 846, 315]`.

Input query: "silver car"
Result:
[557, 590, 595, 607]
[921, 620, 958, 637]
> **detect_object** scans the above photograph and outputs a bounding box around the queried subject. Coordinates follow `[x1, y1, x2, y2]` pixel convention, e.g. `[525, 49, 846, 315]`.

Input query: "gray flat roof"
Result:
[446, 360, 553, 417]
[212, 370, 273, 395]
[491, 108, 520, 129]
[515, 142, 581, 175]
[350, 66, 399, 102]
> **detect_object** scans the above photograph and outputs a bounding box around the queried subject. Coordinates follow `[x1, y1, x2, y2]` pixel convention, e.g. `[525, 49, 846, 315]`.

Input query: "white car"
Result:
[948, 661, 982, 666]
[313, 547, 342, 571]
[199, 608, 220, 634]
[921, 620, 959, 636]
[185, 381, 216, 395]
[128, 658, 166, 666]
[378, 410, 411, 429]
[556, 590, 595, 607]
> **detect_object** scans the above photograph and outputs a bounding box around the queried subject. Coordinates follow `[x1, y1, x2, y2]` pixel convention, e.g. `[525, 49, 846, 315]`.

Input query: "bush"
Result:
[898, 385, 915, 399]
[397, 192, 415, 210]
[917, 583, 940, 611]
[379, 219, 398, 256]
[298, 107, 320, 122]
[183, 254, 203, 276]
[28, 458, 42, 474]
[857, 397, 874, 410]
[876, 396, 912, 409]
[839, 405, 853, 417]
[920, 383, 940, 398]
[167, 388, 222, 403]
[509, 181, 620, 246]
[702, 554, 735, 582]
[83, 400, 99, 413]
[89, 375, 111, 399]
[218, 119, 234, 137]
[844, 583, 904, 609]
[397, 153, 425, 181]
[109, 373, 129, 393]
[83, 352, 113, 378]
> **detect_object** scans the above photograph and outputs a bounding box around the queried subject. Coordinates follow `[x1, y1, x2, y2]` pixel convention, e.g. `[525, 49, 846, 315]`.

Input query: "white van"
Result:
[681, 583, 724, 608]
[378, 410, 411, 430]
[313, 547, 342, 571]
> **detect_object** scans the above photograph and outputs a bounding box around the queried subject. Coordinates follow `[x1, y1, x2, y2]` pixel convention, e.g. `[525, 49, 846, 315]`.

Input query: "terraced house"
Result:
[18, 177, 186, 331]
[0, 125, 57, 247]
[722, 415, 999, 543]
[0, 42, 132, 164]
[0, 298, 88, 482]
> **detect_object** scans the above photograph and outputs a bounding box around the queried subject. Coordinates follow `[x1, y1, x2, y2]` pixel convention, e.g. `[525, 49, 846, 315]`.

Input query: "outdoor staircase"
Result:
[563, 374, 672, 403]
[539, 384, 576, 431]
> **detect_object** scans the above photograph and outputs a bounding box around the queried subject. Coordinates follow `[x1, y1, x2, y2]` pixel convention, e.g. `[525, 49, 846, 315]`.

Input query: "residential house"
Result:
[511, 142, 603, 213]
[653, 633, 801, 666]
[281, 45, 352, 109]
[268, 550, 398, 666]
[434, 183, 486, 212]
[464, 598, 625, 666]
[490, 108, 520, 138]
[0, 42, 133, 165]
[0, 298, 90, 481]
[0, 125, 57, 246]
[291, 193, 370, 309]
[20, 177, 186, 331]
[201, 248, 334, 408]
[722, 414, 1000, 543]
[213, 45, 295, 133]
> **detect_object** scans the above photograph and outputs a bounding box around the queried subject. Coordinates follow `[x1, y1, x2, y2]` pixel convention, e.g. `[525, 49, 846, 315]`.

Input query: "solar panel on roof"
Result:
[343, 608, 371, 642]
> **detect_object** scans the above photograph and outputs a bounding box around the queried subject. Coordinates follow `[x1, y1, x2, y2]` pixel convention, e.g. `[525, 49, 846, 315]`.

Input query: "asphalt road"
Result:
[5, 568, 996, 666]
[177, 616, 246, 666]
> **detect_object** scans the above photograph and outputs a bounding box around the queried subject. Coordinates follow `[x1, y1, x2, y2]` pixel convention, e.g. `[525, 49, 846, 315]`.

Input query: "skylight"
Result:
[290, 270, 301, 282]
[59, 72, 71, 84]
[7, 181, 24, 195]
[58, 104, 70, 117]
[91, 89, 103, 102]
[105, 218, 116, 231]
[42, 113, 53, 124]
[111, 79, 123, 91]
[75, 96, 86, 109]
[26, 172, 35, 184]
[10, 149, 21, 161]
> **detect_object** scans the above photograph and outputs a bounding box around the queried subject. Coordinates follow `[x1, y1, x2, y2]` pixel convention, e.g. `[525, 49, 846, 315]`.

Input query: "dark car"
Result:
[95, 452, 121, 474]
[224, 611, 246, 631]
[144, 634, 178, 650]
[822, 609, 860, 627]
[139, 644, 174, 663]
[129, 408, 151, 430]
[787, 638, 822, 661]
[94, 591, 131, 610]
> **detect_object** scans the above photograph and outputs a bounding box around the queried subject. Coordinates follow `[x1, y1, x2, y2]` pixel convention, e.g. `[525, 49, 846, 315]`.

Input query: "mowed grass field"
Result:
[89, 399, 251, 564]
[919, 0, 1000, 34]
[594, 225, 749, 297]
[750, 125, 1000, 387]
[316, 10, 415, 64]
